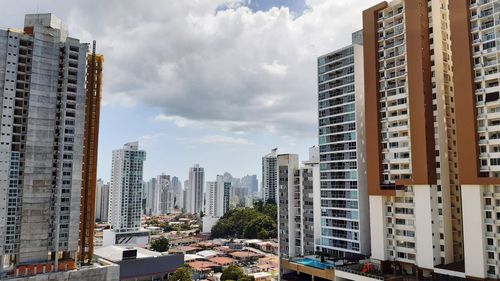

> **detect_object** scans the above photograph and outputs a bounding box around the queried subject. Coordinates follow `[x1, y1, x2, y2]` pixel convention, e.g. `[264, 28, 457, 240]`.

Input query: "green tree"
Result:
[243, 215, 277, 239]
[168, 266, 192, 281]
[151, 237, 170, 252]
[221, 265, 245, 281]
[262, 202, 277, 222]
[238, 276, 255, 281]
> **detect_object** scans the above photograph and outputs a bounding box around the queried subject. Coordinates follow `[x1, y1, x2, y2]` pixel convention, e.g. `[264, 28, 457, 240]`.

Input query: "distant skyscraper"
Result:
[96, 179, 104, 221]
[105, 142, 149, 246]
[182, 180, 189, 213]
[242, 174, 258, 195]
[187, 164, 204, 214]
[143, 178, 157, 216]
[205, 175, 231, 218]
[95, 180, 110, 222]
[262, 149, 278, 203]
[99, 182, 110, 222]
[171, 176, 182, 209]
[157, 174, 173, 214]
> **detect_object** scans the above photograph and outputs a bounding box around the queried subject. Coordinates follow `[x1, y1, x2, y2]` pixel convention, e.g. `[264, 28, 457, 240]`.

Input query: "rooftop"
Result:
[187, 261, 219, 272]
[184, 254, 205, 262]
[208, 256, 238, 266]
[196, 250, 222, 258]
[94, 246, 161, 263]
[230, 251, 263, 259]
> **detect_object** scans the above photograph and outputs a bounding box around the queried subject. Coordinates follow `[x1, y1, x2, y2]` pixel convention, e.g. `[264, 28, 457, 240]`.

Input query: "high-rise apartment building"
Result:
[105, 142, 149, 246]
[186, 164, 204, 214]
[317, 31, 370, 258]
[262, 149, 278, 203]
[278, 154, 300, 257]
[0, 12, 86, 272]
[450, 0, 500, 278]
[361, 0, 466, 278]
[0, 14, 118, 279]
[278, 148, 321, 258]
[205, 175, 231, 218]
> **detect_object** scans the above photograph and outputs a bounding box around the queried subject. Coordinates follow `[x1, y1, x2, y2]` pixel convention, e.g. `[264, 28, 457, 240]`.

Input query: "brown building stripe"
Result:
[449, 0, 500, 185]
[363, 1, 394, 196]
[401, 0, 436, 185]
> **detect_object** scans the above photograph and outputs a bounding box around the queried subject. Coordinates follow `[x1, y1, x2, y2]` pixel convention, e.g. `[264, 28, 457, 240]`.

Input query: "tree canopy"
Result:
[168, 266, 192, 281]
[211, 202, 277, 239]
[151, 236, 170, 252]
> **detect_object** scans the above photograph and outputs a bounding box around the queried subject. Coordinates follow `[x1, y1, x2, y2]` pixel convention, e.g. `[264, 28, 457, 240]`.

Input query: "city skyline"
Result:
[0, 0, 382, 183]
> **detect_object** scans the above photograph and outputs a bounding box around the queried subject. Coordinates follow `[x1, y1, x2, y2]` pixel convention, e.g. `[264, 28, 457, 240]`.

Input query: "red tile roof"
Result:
[187, 261, 219, 272]
[208, 256, 238, 266]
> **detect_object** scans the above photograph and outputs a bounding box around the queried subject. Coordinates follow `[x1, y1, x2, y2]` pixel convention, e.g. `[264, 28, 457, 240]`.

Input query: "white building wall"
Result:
[369, 196, 387, 261]
[414, 185, 439, 269]
[462, 185, 487, 279]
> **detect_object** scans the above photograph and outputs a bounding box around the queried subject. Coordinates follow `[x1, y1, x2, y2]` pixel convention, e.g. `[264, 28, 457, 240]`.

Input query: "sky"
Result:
[1, 0, 381, 184]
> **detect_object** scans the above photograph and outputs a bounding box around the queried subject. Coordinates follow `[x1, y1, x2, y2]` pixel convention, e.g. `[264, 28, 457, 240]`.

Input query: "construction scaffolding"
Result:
[79, 40, 104, 264]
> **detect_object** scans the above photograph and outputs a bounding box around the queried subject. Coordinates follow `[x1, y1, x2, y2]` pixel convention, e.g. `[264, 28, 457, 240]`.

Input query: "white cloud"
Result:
[260, 60, 288, 76]
[200, 135, 252, 145]
[11, 0, 381, 138]
[175, 135, 252, 145]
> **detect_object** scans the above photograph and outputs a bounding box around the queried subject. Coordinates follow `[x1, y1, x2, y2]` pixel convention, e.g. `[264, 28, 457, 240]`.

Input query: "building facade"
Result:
[0, 13, 87, 273]
[318, 31, 370, 259]
[262, 149, 278, 203]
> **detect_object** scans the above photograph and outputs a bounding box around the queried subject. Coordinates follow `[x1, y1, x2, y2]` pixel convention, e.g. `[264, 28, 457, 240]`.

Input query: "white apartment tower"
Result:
[262, 148, 278, 203]
[187, 164, 204, 215]
[205, 175, 231, 218]
[0, 13, 89, 272]
[108, 142, 146, 232]
[317, 31, 370, 258]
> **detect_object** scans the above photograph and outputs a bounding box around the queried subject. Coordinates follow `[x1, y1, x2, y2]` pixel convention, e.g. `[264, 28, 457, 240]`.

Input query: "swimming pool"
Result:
[293, 258, 334, 270]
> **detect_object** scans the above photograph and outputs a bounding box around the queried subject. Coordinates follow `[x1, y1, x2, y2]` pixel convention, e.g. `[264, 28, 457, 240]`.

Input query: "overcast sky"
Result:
[1, 0, 380, 184]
